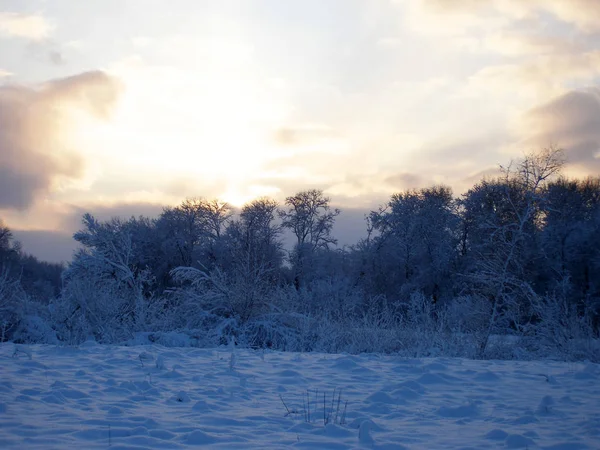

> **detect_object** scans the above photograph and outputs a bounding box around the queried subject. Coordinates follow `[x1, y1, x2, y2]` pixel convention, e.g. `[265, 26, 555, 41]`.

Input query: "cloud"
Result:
[483, 32, 580, 56]
[411, 0, 600, 33]
[11, 200, 373, 262]
[11, 229, 76, 263]
[0, 12, 54, 40]
[384, 173, 425, 190]
[332, 207, 371, 247]
[521, 87, 600, 174]
[27, 42, 66, 65]
[48, 50, 64, 65]
[461, 167, 504, 187]
[9, 201, 168, 263]
[465, 51, 600, 105]
[394, 0, 600, 63]
[64, 40, 84, 50]
[396, 0, 508, 38]
[540, 0, 600, 33]
[43, 71, 121, 119]
[273, 124, 339, 146]
[0, 71, 121, 209]
[132, 36, 153, 48]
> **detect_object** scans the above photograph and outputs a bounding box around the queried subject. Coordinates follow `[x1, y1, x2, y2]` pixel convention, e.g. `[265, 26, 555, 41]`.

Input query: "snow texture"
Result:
[1, 344, 599, 449]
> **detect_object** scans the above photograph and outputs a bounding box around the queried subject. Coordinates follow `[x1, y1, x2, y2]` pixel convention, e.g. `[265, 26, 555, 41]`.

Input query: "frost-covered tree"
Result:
[0, 220, 12, 255]
[460, 147, 565, 355]
[368, 186, 458, 302]
[157, 198, 232, 270]
[58, 213, 155, 342]
[0, 267, 26, 341]
[279, 189, 340, 288]
[0, 220, 62, 341]
[0, 220, 20, 270]
[226, 198, 284, 281]
[541, 177, 600, 311]
[217, 198, 285, 321]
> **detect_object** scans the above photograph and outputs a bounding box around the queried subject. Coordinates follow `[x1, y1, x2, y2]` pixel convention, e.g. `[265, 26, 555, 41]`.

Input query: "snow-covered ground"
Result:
[1, 343, 599, 449]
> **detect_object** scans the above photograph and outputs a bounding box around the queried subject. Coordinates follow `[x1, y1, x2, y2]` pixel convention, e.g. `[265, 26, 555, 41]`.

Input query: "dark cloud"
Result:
[11, 229, 77, 263]
[0, 70, 121, 209]
[461, 167, 503, 185]
[332, 207, 371, 247]
[524, 87, 600, 173]
[421, 130, 511, 165]
[22, 200, 371, 261]
[9, 202, 168, 263]
[11, 196, 378, 262]
[26, 40, 66, 65]
[48, 50, 64, 65]
[0, 167, 47, 208]
[384, 173, 424, 190]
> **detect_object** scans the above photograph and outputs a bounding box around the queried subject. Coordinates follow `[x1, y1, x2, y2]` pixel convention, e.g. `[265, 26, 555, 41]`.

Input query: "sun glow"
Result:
[65, 48, 291, 206]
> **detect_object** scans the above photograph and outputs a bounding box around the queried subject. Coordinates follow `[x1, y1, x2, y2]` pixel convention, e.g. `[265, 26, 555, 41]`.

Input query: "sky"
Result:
[1, 0, 600, 262]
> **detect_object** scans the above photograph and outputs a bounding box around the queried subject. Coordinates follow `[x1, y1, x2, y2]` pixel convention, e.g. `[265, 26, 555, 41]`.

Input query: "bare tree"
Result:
[158, 198, 232, 268]
[223, 198, 285, 321]
[464, 146, 565, 356]
[0, 219, 20, 268]
[229, 198, 283, 276]
[279, 190, 340, 288]
[280, 190, 340, 251]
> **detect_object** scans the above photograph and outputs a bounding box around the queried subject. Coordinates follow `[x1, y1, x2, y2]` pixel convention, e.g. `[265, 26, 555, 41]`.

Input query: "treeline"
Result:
[0, 224, 63, 340]
[1, 148, 599, 360]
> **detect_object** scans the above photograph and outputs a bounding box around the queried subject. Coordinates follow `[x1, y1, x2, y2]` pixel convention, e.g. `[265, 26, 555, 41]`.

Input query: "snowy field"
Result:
[1, 343, 599, 449]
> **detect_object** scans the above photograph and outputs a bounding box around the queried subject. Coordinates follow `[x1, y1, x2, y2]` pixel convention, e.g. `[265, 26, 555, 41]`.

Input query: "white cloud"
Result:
[466, 51, 600, 104]
[131, 36, 152, 48]
[0, 12, 54, 40]
[64, 40, 85, 50]
[483, 32, 579, 56]
[403, 0, 600, 34]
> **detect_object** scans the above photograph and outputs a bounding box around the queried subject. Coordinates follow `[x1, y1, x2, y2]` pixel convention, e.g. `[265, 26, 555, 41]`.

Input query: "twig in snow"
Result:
[335, 389, 342, 424]
[341, 400, 348, 425]
[323, 391, 327, 425]
[302, 393, 307, 422]
[280, 394, 290, 415]
[280, 394, 300, 417]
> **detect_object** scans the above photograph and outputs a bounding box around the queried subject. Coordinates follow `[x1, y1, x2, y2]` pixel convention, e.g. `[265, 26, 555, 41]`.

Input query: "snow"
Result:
[1, 344, 599, 449]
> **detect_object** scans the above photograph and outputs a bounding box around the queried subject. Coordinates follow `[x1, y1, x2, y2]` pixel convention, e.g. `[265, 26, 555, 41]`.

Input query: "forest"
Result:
[1, 147, 599, 361]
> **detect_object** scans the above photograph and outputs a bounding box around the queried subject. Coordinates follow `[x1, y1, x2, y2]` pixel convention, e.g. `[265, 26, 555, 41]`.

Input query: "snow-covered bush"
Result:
[170, 265, 274, 324]
[52, 276, 136, 344]
[342, 307, 402, 354]
[527, 291, 599, 362]
[13, 314, 58, 344]
[296, 277, 363, 321]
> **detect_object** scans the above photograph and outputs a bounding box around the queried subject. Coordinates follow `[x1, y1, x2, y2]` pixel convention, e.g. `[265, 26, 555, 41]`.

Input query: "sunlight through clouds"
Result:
[67, 48, 292, 206]
[1, 0, 599, 256]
